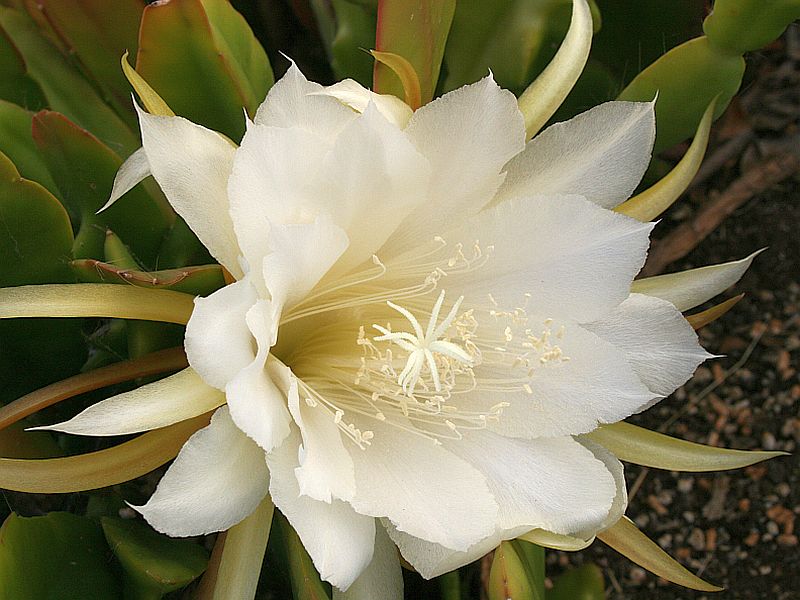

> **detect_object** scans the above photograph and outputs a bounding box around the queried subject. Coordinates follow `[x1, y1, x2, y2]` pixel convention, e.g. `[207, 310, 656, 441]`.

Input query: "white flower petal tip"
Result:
[134, 103, 243, 278]
[517, 0, 593, 138]
[132, 406, 269, 537]
[615, 98, 715, 221]
[333, 525, 403, 600]
[314, 79, 414, 129]
[98, 147, 150, 213]
[498, 100, 656, 209]
[29, 368, 224, 436]
[632, 249, 764, 311]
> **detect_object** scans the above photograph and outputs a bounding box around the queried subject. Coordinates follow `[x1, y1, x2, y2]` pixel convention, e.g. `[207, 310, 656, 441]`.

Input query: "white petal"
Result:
[100, 147, 150, 212]
[334, 525, 403, 600]
[385, 524, 504, 580]
[254, 62, 356, 140]
[228, 123, 331, 278]
[136, 106, 242, 278]
[267, 430, 376, 590]
[231, 104, 427, 275]
[497, 100, 656, 209]
[225, 301, 292, 452]
[583, 293, 712, 396]
[387, 435, 621, 579]
[461, 320, 655, 438]
[444, 431, 617, 535]
[318, 102, 430, 270]
[288, 380, 356, 503]
[32, 368, 224, 436]
[576, 439, 627, 535]
[440, 193, 654, 322]
[184, 277, 259, 390]
[631, 250, 761, 311]
[261, 216, 350, 320]
[134, 406, 269, 536]
[347, 417, 497, 551]
[318, 79, 413, 129]
[380, 74, 525, 256]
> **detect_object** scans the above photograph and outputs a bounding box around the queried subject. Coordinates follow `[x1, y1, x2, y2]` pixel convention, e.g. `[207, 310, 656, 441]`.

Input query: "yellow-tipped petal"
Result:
[517, 529, 594, 552]
[122, 51, 174, 117]
[199, 497, 274, 600]
[598, 516, 722, 591]
[615, 98, 716, 221]
[370, 50, 423, 110]
[686, 293, 744, 330]
[0, 347, 188, 432]
[0, 414, 210, 493]
[0, 284, 195, 324]
[517, 0, 593, 139]
[586, 422, 786, 472]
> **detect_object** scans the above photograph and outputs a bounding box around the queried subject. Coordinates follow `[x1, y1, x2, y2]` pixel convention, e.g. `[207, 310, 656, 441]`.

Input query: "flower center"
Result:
[371, 291, 473, 396]
[280, 235, 570, 448]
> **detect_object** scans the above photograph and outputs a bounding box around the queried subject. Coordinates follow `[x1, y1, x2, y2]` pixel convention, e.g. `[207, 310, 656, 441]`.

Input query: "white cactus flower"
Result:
[38, 61, 720, 598]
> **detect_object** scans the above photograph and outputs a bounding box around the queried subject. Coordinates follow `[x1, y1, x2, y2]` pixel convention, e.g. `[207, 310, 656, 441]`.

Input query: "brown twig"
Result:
[642, 150, 800, 276]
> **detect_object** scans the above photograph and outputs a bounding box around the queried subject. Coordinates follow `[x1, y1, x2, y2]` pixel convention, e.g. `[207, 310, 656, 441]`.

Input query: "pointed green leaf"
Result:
[101, 517, 208, 599]
[704, 0, 800, 55]
[598, 517, 722, 591]
[201, 497, 274, 600]
[586, 422, 786, 472]
[0, 25, 45, 109]
[32, 110, 173, 265]
[0, 150, 86, 403]
[0, 98, 57, 193]
[618, 36, 745, 152]
[373, 0, 456, 105]
[136, 0, 273, 140]
[0, 512, 121, 600]
[489, 540, 543, 600]
[36, 0, 144, 123]
[0, 6, 139, 153]
[276, 512, 332, 600]
[547, 564, 604, 600]
[329, 0, 376, 86]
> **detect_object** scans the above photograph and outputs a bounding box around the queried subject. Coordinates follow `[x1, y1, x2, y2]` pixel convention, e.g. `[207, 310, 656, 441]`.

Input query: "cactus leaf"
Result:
[704, 0, 800, 56]
[136, 0, 273, 141]
[32, 110, 174, 266]
[35, 0, 145, 124]
[373, 0, 456, 105]
[0, 6, 139, 153]
[618, 36, 744, 152]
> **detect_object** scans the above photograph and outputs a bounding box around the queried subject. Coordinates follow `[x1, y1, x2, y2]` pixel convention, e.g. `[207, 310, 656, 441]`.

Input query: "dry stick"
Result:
[0, 346, 188, 432]
[642, 151, 800, 277]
